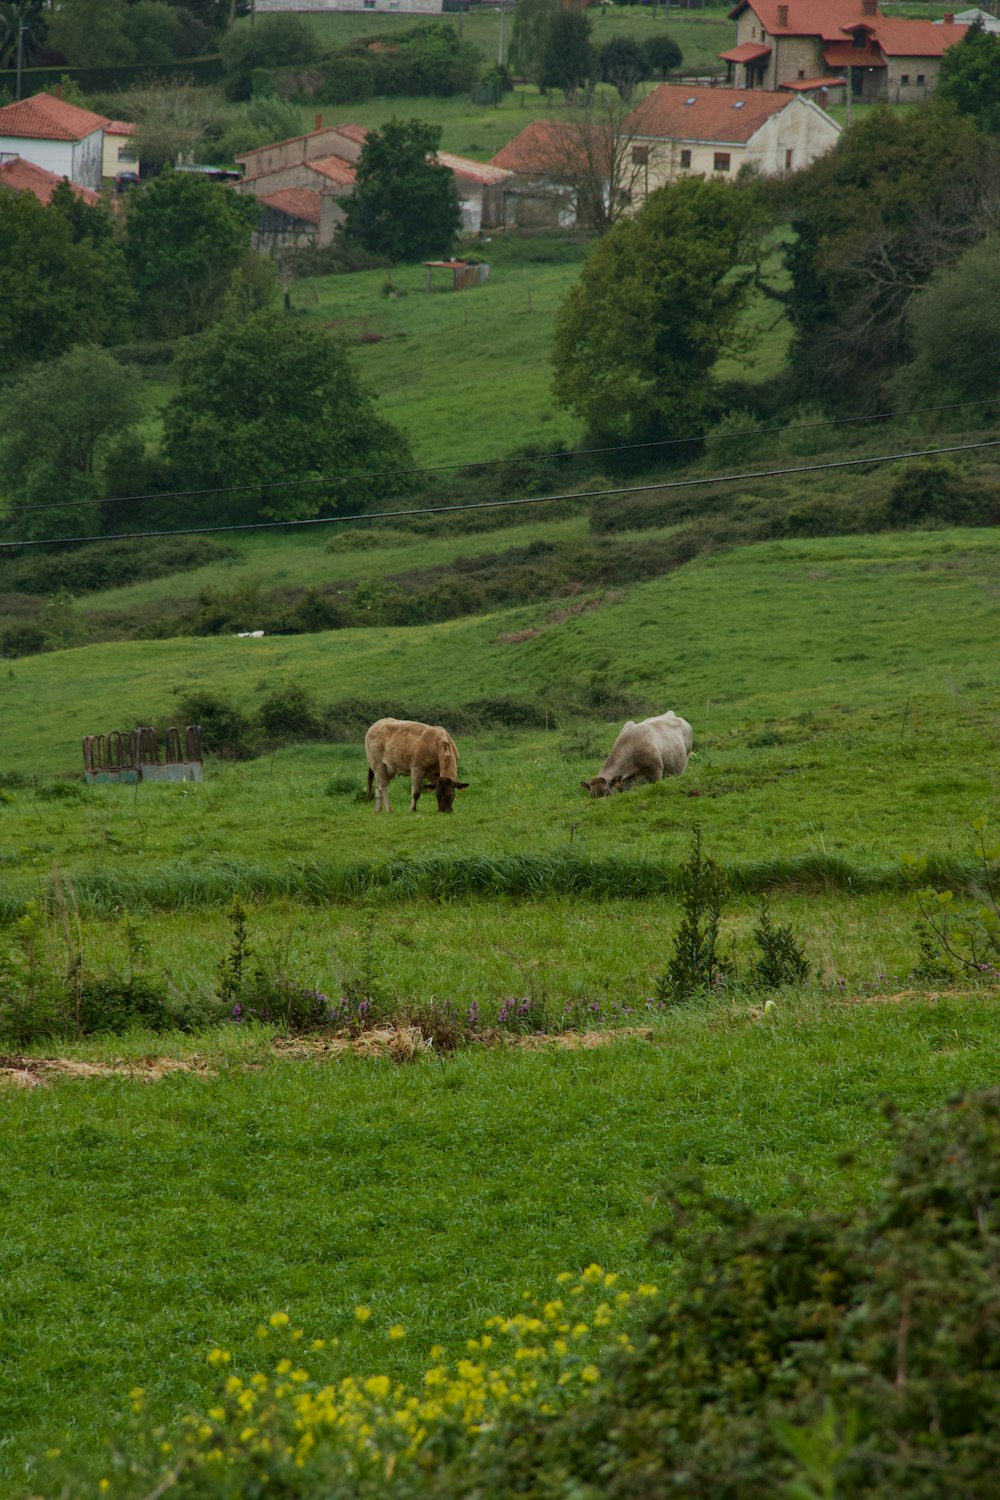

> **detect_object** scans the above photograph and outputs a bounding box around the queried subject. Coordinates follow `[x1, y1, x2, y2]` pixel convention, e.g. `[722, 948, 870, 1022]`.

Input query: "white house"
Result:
[622, 84, 840, 200]
[0, 93, 108, 192]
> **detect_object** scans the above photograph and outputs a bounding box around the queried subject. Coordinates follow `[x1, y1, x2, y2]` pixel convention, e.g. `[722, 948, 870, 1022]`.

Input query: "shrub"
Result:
[886, 458, 997, 527]
[257, 682, 323, 742]
[472, 1086, 1000, 1499]
[172, 691, 257, 759]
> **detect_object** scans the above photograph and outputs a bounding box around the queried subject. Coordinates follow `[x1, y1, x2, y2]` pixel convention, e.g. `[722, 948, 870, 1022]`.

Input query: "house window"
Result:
[680, 148, 692, 169]
[631, 145, 649, 165]
[851, 30, 865, 48]
[713, 152, 731, 172]
[797, 69, 805, 79]
[785, 148, 793, 170]
[917, 73, 925, 84]
[901, 73, 910, 84]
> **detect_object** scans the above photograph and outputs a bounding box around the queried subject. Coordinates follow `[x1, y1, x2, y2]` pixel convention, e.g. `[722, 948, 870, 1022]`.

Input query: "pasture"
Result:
[1, 520, 998, 1493]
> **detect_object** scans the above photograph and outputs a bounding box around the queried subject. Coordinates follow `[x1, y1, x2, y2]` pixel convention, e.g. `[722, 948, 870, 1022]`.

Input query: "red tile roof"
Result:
[489, 119, 607, 175]
[624, 84, 796, 144]
[871, 17, 967, 56]
[0, 92, 109, 142]
[720, 41, 773, 63]
[259, 188, 322, 224]
[729, 1, 874, 43]
[306, 154, 356, 187]
[105, 119, 137, 136]
[235, 122, 367, 166]
[0, 154, 101, 205]
[780, 76, 847, 91]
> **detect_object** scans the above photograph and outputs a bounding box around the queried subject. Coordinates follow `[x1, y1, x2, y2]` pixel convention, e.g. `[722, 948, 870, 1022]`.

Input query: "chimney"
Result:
[315, 113, 323, 131]
[943, 10, 954, 21]
[776, 4, 788, 25]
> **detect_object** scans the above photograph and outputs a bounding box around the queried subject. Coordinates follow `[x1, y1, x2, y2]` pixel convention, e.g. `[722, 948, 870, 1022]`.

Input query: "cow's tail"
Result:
[366, 767, 374, 801]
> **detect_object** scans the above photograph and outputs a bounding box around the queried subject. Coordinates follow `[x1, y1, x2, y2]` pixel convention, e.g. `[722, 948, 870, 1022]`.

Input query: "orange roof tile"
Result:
[105, 119, 137, 136]
[0, 154, 101, 205]
[489, 119, 606, 175]
[870, 17, 967, 55]
[260, 188, 322, 224]
[729, 1, 878, 43]
[306, 154, 356, 187]
[0, 92, 109, 142]
[720, 41, 773, 63]
[624, 84, 796, 144]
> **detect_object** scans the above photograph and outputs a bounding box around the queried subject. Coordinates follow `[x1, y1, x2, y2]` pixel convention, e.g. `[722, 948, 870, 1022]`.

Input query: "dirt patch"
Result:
[0, 1027, 658, 1087]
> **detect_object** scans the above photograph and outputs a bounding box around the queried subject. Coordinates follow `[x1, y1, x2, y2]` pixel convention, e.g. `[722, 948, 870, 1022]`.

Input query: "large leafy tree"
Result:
[219, 12, 319, 100]
[539, 11, 594, 102]
[772, 102, 1000, 409]
[161, 312, 412, 526]
[341, 119, 462, 263]
[123, 167, 260, 337]
[938, 19, 1000, 135]
[507, 0, 559, 83]
[0, 347, 143, 543]
[892, 235, 1000, 407]
[597, 34, 648, 101]
[551, 175, 766, 443]
[0, 188, 133, 372]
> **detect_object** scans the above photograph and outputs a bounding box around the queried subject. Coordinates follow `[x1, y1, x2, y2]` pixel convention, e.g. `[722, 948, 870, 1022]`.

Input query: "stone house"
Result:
[722, 1, 968, 104]
[0, 93, 107, 192]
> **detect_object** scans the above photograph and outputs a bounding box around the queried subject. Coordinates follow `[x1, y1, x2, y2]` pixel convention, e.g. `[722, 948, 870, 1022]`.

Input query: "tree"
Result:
[123, 167, 260, 337]
[124, 78, 226, 174]
[551, 175, 766, 443]
[539, 11, 594, 102]
[46, 0, 136, 66]
[892, 235, 1000, 406]
[219, 13, 319, 101]
[160, 312, 412, 527]
[938, 19, 1000, 136]
[525, 95, 667, 234]
[772, 101, 1000, 410]
[597, 35, 648, 101]
[0, 347, 144, 542]
[341, 119, 462, 264]
[0, 0, 46, 69]
[643, 33, 683, 81]
[507, 0, 559, 83]
[0, 188, 133, 372]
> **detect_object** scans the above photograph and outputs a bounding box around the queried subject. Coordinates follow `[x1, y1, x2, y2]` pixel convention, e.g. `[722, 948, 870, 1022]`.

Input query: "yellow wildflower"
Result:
[389, 1324, 405, 1341]
[581, 1365, 600, 1383]
[354, 1305, 372, 1324]
[206, 1348, 230, 1368]
[268, 1312, 290, 1329]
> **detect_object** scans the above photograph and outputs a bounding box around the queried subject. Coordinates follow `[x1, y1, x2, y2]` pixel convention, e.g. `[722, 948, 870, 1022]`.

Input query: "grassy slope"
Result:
[4, 997, 1000, 1488]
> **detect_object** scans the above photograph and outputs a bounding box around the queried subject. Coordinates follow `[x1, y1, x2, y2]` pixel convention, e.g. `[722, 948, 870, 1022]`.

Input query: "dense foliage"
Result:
[341, 117, 462, 263]
[417, 1085, 1000, 1499]
[938, 18, 1000, 135]
[552, 175, 766, 442]
[123, 166, 260, 336]
[161, 310, 412, 525]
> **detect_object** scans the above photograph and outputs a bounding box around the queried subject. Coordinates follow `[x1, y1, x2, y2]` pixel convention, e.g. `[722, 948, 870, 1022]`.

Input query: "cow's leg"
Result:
[375, 770, 394, 813]
[409, 768, 423, 812]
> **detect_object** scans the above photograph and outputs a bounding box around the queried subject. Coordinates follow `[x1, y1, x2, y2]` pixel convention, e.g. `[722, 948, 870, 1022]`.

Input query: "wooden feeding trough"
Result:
[423, 258, 490, 292]
[82, 725, 203, 784]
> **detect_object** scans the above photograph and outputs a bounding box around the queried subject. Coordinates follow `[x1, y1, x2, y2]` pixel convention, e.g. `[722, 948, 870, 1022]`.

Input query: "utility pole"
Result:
[497, 6, 505, 67]
[16, 19, 25, 101]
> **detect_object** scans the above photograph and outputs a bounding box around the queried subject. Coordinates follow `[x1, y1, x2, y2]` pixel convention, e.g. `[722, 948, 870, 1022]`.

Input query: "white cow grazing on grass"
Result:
[581, 711, 692, 798]
[365, 718, 469, 813]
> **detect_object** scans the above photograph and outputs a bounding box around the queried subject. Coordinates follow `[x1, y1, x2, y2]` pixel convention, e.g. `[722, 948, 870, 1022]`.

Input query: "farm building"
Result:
[235, 118, 510, 245]
[722, 0, 968, 104]
[622, 85, 840, 200]
[0, 92, 107, 192]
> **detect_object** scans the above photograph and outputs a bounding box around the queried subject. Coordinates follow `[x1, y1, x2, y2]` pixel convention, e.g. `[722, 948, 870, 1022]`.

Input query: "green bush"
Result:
[172, 691, 257, 760]
[886, 459, 998, 528]
[435, 1084, 1000, 1500]
[0, 537, 237, 597]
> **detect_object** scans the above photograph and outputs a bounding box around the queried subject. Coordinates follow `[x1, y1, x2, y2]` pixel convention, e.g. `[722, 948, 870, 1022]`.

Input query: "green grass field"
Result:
[4, 995, 1000, 1491]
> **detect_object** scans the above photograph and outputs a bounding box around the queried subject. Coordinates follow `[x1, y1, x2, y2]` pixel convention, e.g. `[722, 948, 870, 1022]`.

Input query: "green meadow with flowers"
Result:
[1, 521, 998, 1494]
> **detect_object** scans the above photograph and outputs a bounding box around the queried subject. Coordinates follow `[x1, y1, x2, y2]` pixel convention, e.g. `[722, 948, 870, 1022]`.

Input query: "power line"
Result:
[2, 395, 998, 521]
[3, 436, 999, 552]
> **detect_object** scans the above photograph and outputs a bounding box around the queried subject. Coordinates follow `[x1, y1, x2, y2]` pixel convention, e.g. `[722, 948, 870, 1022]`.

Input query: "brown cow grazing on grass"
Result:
[365, 718, 469, 813]
[581, 711, 692, 798]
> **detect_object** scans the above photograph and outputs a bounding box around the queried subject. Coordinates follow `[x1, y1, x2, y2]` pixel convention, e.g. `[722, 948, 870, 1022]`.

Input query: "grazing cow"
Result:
[581, 711, 692, 797]
[365, 718, 469, 814]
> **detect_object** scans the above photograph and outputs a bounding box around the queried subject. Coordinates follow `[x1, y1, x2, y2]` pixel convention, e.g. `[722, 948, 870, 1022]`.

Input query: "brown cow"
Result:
[365, 718, 469, 813]
[581, 711, 692, 797]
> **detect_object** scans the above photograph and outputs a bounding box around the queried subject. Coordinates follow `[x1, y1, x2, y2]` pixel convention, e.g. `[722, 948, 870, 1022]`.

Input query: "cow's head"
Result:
[580, 776, 622, 798]
[426, 775, 470, 812]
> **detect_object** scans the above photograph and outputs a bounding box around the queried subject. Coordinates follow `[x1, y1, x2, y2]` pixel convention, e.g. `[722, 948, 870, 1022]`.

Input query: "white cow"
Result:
[581, 711, 692, 797]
